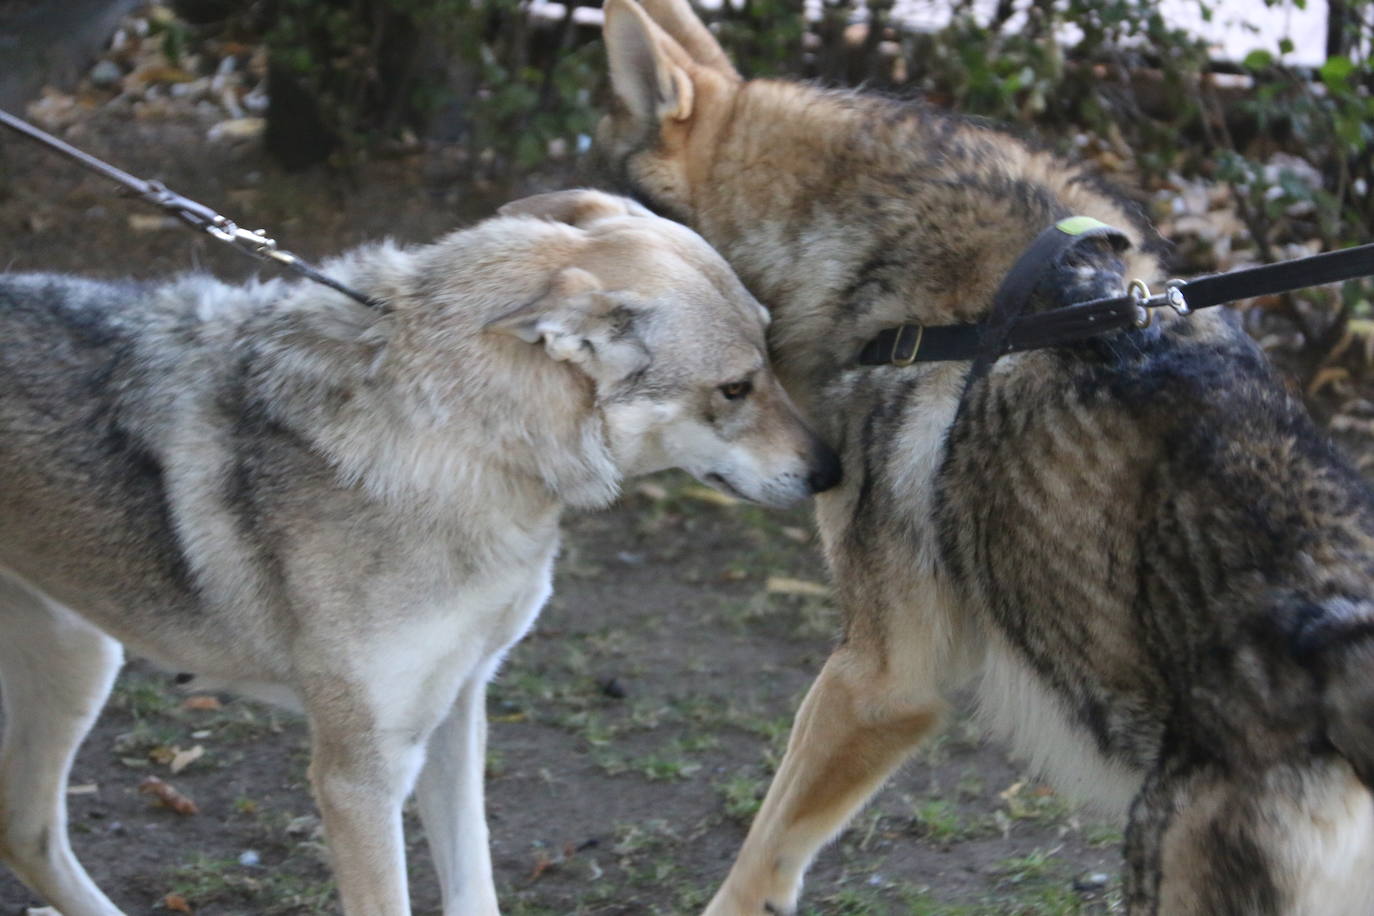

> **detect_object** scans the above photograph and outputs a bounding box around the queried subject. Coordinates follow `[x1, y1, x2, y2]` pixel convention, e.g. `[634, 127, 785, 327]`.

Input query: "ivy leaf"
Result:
[1321, 55, 1355, 90]
[1243, 49, 1273, 70]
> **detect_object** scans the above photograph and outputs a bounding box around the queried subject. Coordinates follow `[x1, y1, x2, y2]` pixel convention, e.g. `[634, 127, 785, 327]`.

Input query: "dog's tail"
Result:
[1297, 601, 1374, 787]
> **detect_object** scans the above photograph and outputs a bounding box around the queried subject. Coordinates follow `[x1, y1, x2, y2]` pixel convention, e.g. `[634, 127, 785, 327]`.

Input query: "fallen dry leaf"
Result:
[634, 481, 669, 501]
[681, 484, 739, 506]
[170, 745, 205, 774]
[162, 892, 193, 913]
[529, 851, 555, 881]
[139, 775, 199, 815]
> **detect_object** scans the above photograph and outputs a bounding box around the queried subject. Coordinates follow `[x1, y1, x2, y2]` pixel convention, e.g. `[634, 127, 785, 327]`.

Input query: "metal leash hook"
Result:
[1163, 279, 1190, 316]
[1129, 278, 1193, 329]
[0, 108, 378, 309]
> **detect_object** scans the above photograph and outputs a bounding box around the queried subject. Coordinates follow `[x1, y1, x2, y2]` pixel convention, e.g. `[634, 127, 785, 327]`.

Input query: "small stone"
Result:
[168, 77, 210, 100]
[1073, 872, 1111, 891]
[238, 849, 261, 867]
[90, 59, 123, 88]
[206, 117, 264, 144]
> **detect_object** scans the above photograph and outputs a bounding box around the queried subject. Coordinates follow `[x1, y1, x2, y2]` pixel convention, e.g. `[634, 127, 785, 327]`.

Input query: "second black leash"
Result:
[858, 217, 1374, 366]
[0, 108, 381, 310]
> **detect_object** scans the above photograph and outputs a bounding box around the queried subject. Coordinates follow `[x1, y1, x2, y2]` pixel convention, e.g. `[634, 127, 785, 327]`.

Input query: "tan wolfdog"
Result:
[597, 2, 1374, 913]
[0, 189, 839, 916]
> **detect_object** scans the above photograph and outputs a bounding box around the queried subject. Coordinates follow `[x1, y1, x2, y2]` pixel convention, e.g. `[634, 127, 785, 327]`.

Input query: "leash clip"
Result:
[205, 215, 239, 243]
[1164, 279, 1190, 316]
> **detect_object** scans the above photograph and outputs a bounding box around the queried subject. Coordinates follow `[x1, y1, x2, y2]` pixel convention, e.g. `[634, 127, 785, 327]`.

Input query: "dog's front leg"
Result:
[306, 687, 426, 916]
[703, 645, 942, 916]
[414, 659, 501, 916]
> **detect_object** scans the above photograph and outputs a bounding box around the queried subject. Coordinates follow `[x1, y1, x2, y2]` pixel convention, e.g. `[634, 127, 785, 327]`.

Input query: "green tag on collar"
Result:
[1055, 215, 1113, 236]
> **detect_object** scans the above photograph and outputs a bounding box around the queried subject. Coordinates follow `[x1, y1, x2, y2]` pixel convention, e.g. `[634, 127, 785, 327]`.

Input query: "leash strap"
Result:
[858, 217, 1130, 366]
[857, 223, 1374, 366]
[0, 108, 381, 309]
[968, 217, 1129, 378]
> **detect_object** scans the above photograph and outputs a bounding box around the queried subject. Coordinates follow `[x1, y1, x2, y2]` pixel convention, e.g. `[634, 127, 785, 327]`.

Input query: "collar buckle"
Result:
[890, 323, 924, 366]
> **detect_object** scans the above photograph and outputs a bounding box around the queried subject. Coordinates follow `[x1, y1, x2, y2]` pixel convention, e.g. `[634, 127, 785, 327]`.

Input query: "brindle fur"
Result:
[597, 2, 1374, 913]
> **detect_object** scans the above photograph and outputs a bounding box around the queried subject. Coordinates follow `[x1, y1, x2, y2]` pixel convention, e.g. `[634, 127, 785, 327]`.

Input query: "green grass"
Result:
[168, 853, 335, 915]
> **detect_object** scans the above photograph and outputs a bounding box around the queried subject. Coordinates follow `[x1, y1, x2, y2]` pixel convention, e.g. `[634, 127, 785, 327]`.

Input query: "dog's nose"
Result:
[807, 443, 842, 494]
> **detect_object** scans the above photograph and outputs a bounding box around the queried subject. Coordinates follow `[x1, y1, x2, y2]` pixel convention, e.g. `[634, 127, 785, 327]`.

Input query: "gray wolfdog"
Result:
[597, 1, 1374, 913]
[0, 188, 839, 916]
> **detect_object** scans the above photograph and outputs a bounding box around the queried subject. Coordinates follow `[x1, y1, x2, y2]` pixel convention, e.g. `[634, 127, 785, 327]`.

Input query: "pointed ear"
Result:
[486, 268, 652, 380]
[638, 0, 738, 77]
[486, 267, 603, 345]
[498, 189, 652, 227]
[603, 0, 700, 125]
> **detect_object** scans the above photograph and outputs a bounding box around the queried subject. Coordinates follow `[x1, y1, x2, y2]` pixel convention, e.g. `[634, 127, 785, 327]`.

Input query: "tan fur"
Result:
[0, 188, 839, 916]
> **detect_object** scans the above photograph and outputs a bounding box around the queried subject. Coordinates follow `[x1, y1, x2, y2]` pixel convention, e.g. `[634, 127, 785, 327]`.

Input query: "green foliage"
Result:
[252, 0, 1374, 274]
[258, 0, 603, 171]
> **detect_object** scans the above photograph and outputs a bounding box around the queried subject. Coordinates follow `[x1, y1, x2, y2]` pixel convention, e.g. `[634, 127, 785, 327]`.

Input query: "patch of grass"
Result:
[631, 746, 703, 781]
[1082, 823, 1124, 849]
[996, 848, 1065, 886]
[955, 766, 985, 800]
[821, 885, 891, 914]
[716, 771, 766, 822]
[897, 886, 983, 916]
[110, 719, 183, 764]
[909, 797, 977, 845]
[168, 853, 334, 915]
[1002, 782, 1076, 828]
[610, 818, 679, 857]
[204, 701, 285, 742]
[110, 672, 178, 721]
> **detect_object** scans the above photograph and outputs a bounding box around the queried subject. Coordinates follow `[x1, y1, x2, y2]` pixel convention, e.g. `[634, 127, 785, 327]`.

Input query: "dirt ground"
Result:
[1, 58, 1367, 916]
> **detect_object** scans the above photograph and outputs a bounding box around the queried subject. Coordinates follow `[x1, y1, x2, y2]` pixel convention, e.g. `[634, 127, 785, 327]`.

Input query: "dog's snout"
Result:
[807, 442, 842, 494]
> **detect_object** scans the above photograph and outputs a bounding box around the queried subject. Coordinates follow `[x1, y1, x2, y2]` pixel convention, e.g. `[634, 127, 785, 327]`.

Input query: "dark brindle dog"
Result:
[597, 1, 1374, 913]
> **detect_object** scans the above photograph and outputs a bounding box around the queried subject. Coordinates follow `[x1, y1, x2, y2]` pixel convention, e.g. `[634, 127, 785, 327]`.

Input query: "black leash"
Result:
[858, 216, 1374, 366]
[0, 108, 380, 309]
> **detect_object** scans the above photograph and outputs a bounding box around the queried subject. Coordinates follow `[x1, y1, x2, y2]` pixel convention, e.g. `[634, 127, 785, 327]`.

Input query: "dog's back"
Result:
[941, 306, 1374, 907]
[0, 275, 213, 616]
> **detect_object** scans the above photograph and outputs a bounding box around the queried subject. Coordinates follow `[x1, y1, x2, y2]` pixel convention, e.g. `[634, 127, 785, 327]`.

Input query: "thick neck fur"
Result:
[221, 222, 623, 522]
[685, 82, 1158, 401]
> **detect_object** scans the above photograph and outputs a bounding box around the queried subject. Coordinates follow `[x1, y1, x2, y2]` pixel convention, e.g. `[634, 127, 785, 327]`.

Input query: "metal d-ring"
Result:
[1128, 278, 1152, 328]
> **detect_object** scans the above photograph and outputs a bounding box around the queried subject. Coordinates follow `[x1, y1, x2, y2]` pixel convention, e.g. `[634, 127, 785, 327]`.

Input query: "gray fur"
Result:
[0, 189, 838, 916]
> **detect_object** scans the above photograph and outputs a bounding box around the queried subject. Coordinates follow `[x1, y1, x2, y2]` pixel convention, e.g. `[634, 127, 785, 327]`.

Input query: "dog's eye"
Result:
[719, 380, 752, 400]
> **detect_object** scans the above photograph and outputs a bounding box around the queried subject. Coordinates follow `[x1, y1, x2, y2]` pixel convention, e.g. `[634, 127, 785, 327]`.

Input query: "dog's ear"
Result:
[487, 267, 650, 380]
[498, 189, 652, 226]
[603, 0, 706, 124]
[636, 0, 738, 77]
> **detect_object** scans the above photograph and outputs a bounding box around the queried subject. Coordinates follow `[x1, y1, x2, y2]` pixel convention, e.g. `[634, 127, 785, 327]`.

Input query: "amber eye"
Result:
[719, 380, 753, 400]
